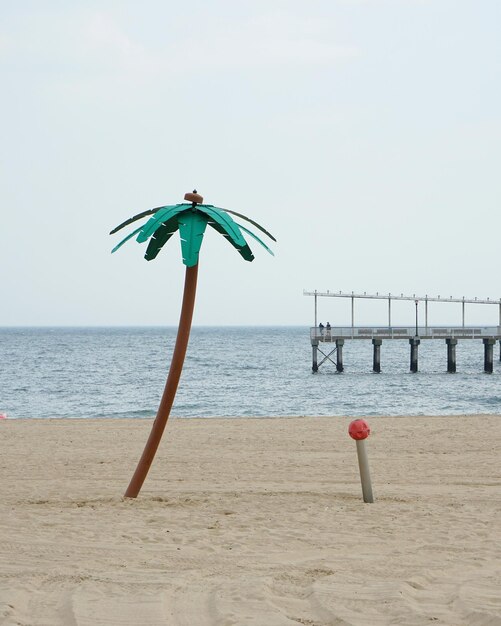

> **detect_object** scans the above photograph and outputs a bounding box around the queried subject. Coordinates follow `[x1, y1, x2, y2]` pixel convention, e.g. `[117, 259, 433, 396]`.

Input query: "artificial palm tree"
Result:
[110, 191, 276, 498]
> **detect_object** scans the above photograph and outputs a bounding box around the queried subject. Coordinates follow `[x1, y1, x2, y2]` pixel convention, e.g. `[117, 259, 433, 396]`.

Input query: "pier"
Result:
[306, 290, 501, 373]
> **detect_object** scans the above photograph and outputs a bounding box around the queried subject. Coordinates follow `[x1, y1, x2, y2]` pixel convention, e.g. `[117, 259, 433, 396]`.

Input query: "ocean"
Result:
[1, 326, 500, 419]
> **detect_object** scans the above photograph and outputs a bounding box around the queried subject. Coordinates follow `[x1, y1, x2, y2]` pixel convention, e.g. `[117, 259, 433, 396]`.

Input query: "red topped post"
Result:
[349, 419, 374, 503]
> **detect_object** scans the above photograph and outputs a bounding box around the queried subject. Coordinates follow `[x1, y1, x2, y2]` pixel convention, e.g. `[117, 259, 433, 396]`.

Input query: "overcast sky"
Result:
[1, 0, 500, 327]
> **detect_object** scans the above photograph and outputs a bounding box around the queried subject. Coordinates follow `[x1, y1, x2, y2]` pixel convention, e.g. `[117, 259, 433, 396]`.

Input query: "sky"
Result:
[1, 0, 500, 327]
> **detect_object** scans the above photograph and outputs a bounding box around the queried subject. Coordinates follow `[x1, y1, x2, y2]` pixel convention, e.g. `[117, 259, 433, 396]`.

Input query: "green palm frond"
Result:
[237, 223, 275, 256]
[144, 216, 180, 261]
[109, 205, 179, 235]
[137, 205, 189, 243]
[111, 225, 144, 254]
[212, 206, 277, 243]
[178, 211, 208, 267]
[201, 206, 254, 262]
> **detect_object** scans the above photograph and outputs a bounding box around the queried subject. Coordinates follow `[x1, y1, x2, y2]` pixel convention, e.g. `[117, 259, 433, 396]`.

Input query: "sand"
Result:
[0, 415, 500, 626]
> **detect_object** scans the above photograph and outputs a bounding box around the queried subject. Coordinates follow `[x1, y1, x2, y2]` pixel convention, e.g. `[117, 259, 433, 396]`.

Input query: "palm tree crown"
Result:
[110, 194, 275, 266]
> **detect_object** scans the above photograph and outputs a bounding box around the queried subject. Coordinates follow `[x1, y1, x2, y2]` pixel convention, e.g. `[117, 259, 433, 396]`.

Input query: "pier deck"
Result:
[311, 326, 501, 341]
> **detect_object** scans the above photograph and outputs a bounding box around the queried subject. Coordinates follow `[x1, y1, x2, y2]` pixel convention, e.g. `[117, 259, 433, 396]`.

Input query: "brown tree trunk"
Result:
[124, 263, 199, 498]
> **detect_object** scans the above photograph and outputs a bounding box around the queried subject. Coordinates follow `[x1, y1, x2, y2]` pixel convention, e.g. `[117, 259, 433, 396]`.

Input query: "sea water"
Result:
[0, 326, 500, 419]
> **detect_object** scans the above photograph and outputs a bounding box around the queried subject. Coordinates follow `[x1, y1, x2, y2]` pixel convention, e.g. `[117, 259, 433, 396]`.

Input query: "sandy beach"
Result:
[0, 415, 500, 625]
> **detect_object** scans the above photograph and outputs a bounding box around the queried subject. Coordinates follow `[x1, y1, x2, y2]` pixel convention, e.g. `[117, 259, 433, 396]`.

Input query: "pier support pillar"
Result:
[336, 339, 344, 373]
[499, 339, 501, 362]
[446, 338, 457, 373]
[372, 339, 382, 373]
[312, 339, 318, 373]
[483, 338, 495, 373]
[409, 337, 420, 373]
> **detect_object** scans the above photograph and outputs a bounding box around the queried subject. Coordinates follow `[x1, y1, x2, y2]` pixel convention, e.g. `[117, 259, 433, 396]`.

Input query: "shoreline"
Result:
[3, 412, 501, 420]
[1, 415, 500, 624]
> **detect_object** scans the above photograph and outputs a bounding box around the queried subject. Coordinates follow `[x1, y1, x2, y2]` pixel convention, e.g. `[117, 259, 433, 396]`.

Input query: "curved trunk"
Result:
[124, 263, 199, 498]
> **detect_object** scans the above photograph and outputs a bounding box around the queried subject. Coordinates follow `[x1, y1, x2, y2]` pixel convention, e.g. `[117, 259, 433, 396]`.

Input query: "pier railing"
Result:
[311, 326, 501, 341]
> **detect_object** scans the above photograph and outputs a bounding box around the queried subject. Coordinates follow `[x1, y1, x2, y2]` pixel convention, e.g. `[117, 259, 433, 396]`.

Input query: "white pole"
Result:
[356, 440, 374, 503]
